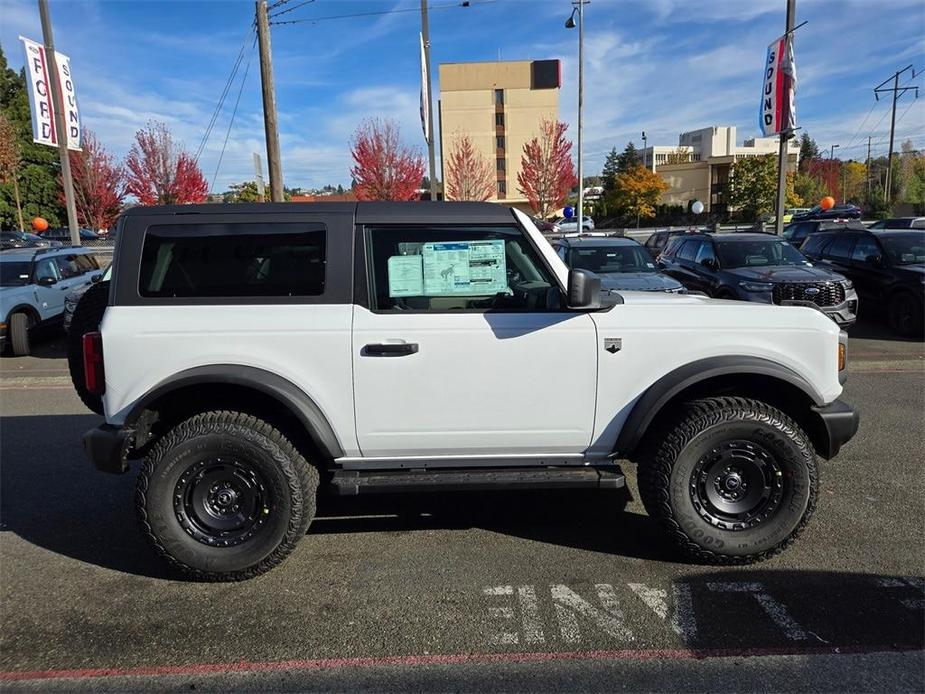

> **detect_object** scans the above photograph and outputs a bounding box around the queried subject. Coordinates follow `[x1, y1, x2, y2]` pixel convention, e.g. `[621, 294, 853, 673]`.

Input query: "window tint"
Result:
[800, 234, 832, 257]
[366, 225, 558, 312]
[139, 223, 326, 298]
[0, 261, 33, 286]
[74, 254, 98, 273]
[824, 234, 856, 260]
[35, 258, 59, 283]
[694, 240, 716, 265]
[850, 236, 880, 262]
[54, 254, 87, 279]
[677, 239, 700, 262]
[913, 219, 925, 230]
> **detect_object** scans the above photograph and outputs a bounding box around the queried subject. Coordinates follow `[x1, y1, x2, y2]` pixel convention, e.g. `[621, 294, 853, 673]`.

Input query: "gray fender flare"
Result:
[613, 356, 826, 457]
[125, 364, 344, 459]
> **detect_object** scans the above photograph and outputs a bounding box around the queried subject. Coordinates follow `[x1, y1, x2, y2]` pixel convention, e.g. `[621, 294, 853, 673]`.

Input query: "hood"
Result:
[724, 264, 845, 283]
[598, 272, 682, 292]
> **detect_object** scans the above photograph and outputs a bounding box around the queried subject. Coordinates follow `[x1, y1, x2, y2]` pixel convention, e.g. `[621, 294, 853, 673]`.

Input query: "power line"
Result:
[210, 36, 258, 194]
[270, 1, 487, 26]
[268, 0, 315, 20]
[266, 0, 289, 9]
[194, 20, 256, 165]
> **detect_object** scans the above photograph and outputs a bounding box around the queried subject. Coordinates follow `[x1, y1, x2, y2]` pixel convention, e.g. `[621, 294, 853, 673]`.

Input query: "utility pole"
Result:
[38, 0, 79, 246]
[253, 152, 266, 202]
[773, 0, 795, 236]
[875, 65, 917, 203]
[577, 0, 584, 227]
[256, 0, 284, 202]
[420, 0, 437, 201]
[641, 131, 649, 171]
[866, 136, 872, 202]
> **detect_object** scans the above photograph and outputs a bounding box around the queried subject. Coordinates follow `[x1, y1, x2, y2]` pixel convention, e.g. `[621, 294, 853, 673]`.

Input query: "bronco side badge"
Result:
[604, 338, 622, 354]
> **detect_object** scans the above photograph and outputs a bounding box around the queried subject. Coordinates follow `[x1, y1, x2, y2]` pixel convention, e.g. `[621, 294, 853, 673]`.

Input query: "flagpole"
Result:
[421, 1, 437, 201]
[773, 0, 796, 236]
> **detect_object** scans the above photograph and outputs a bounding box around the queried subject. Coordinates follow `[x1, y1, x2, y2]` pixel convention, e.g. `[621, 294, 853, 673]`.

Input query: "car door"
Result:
[352, 222, 598, 459]
[819, 234, 857, 279]
[690, 238, 719, 293]
[669, 238, 702, 289]
[31, 257, 65, 320]
[847, 234, 891, 302]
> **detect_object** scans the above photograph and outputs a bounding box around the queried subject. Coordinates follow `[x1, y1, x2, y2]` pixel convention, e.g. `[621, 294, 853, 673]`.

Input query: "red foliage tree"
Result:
[60, 129, 125, 231]
[349, 119, 425, 201]
[517, 119, 578, 218]
[803, 157, 841, 198]
[125, 121, 208, 205]
[445, 132, 495, 201]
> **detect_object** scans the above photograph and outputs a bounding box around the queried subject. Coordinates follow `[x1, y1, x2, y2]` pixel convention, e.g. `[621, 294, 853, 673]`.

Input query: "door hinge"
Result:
[604, 337, 622, 354]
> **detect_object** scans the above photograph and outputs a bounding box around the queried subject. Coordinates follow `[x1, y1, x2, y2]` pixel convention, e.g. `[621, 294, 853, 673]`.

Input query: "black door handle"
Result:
[364, 342, 419, 356]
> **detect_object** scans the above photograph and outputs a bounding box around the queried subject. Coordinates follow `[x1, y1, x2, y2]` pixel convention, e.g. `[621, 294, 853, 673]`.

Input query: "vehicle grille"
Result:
[773, 282, 845, 307]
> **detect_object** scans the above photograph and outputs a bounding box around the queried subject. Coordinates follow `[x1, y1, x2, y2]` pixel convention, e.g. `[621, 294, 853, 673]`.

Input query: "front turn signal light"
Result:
[838, 342, 846, 371]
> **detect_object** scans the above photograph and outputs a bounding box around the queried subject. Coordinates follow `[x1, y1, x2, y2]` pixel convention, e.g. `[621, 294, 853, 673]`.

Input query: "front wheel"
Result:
[638, 396, 817, 564]
[136, 411, 319, 581]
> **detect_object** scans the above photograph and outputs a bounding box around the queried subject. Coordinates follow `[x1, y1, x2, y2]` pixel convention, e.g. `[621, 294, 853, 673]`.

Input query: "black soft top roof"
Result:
[120, 201, 515, 225]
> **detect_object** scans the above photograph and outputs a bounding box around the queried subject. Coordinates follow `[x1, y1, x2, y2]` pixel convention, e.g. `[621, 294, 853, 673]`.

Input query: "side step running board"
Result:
[329, 466, 625, 496]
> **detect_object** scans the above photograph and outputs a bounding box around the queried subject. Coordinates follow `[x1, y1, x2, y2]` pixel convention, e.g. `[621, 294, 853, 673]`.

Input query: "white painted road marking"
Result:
[706, 582, 808, 640]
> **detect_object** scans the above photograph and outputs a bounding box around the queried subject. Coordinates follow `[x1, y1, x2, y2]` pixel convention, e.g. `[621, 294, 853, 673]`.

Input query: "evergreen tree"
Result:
[798, 133, 819, 172]
[616, 141, 640, 173]
[601, 147, 619, 191]
[0, 44, 65, 228]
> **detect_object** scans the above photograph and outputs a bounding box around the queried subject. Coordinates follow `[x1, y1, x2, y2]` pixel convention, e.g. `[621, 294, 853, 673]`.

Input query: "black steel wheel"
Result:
[137, 411, 319, 581]
[638, 396, 817, 564]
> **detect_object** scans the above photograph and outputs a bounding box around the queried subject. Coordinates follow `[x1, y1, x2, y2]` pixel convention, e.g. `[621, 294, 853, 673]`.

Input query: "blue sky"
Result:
[1, 0, 923, 192]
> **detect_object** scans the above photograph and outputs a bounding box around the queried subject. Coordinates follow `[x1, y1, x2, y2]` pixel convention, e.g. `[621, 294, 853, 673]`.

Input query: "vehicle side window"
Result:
[850, 235, 880, 262]
[800, 234, 831, 257]
[139, 223, 326, 298]
[912, 219, 925, 230]
[54, 255, 83, 279]
[676, 239, 700, 262]
[366, 225, 558, 312]
[694, 240, 716, 265]
[824, 234, 856, 260]
[34, 258, 59, 283]
[73, 254, 97, 273]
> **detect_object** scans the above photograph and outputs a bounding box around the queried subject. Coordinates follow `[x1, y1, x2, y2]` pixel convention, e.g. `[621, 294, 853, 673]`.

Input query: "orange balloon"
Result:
[820, 196, 835, 211]
[31, 217, 49, 232]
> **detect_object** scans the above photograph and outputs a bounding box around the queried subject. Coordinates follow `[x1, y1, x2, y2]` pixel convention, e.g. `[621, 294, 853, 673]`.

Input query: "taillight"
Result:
[83, 331, 105, 395]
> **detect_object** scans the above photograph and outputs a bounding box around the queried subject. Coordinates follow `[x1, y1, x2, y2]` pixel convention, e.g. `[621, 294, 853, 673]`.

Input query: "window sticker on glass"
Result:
[422, 240, 507, 296]
[387, 255, 424, 297]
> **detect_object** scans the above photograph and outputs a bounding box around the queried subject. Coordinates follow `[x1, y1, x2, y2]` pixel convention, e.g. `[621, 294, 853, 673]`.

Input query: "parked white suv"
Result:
[81, 202, 858, 581]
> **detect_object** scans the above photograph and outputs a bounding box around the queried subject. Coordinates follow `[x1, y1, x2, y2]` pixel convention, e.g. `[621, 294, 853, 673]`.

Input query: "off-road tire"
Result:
[10, 312, 31, 356]
[66, 281, 109, 415]
[638, 396, 818, 564]
[888, 290, 923, 337]
[136, 411, 319, 581]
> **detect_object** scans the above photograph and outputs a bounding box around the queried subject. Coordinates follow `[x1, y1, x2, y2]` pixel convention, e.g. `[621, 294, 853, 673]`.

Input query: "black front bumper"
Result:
[812, 399, 860, 459]
[83, 424, 131, 474]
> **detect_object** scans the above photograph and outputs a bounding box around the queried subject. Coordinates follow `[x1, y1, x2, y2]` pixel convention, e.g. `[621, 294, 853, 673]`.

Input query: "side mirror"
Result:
[865, 254, 883, 267]
[567, 268, 601, 309]
[90, 273, 102, 284]
[700, 258, 717, 270]
[37, 276, 56, 286]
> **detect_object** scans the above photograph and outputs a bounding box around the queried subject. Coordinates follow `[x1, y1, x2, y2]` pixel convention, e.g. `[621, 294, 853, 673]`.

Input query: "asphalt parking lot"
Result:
[0, 318, 923, 692]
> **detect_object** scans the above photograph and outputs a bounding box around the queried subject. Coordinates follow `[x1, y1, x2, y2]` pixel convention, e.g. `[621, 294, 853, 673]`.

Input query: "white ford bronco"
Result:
[81, 202, 858, 581]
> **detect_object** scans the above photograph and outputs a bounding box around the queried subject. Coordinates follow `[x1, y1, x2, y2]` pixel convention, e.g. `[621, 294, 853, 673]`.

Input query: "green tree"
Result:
[798, 133, 819, 172]
[223, 181, 262, 203]
[727, 154, 779, 219]
[601, 147, 619, 191]
[616, 141, 640, 173]
[0, 44, 65, 229]
[793, 171, 827, 207]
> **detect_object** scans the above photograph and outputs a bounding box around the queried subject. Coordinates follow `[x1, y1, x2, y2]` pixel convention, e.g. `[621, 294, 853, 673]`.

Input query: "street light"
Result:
[565, 1, 586, 228]
[641, 131, 648, 171]
[829, 144, 839, 160]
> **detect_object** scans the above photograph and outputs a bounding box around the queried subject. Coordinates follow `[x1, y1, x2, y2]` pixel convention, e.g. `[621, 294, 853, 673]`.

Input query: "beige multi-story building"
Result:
[438, 59, 560, 211]
[642, 126, 800, 214]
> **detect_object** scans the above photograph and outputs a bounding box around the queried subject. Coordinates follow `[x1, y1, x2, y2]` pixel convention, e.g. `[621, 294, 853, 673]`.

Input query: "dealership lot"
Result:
[0, 321, 922, 691]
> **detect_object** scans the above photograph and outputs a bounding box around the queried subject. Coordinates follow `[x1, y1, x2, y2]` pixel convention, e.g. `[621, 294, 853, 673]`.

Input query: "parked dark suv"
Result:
[551, 236, 684, 292]
[782, 220, 867, 249]
[801, 228, 924, 335]
[643, 229, 704, 258]
[659, 232, 858, 327]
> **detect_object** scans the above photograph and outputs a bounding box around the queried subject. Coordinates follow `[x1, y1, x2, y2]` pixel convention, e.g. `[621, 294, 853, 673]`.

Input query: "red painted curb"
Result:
[1, 645, 921, 682]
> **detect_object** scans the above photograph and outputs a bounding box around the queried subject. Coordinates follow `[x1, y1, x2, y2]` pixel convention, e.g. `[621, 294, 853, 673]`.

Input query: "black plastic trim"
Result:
[83, 423, 131, 474]
[123, 365, 344, 459]
[614, 356, 827, 456]
[812, 398, 859, 459]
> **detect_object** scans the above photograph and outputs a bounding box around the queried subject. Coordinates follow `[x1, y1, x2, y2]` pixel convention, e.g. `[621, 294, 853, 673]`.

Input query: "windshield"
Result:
[568, 245, 656, 274]
[716, 239, 809, 268]
[880, 232, 925, 265]
[0, 262, 32, 287]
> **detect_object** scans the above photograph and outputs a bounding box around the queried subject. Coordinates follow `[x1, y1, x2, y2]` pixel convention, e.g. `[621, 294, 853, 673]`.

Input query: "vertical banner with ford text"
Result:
[19, 35, 82, 151]
[759, 34, 796, 137]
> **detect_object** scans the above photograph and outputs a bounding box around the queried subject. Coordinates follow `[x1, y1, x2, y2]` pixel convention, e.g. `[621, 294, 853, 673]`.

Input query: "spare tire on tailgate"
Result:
[67, 280, 109, 415]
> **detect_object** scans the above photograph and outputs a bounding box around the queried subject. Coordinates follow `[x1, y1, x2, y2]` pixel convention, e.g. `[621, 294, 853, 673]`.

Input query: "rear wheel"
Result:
[638, 396, 817, 564]
[67, 281, 110, 414]
[9, 312, 31, 356]
[136, 411, 319, 581]
[888, 291, 923, 336]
